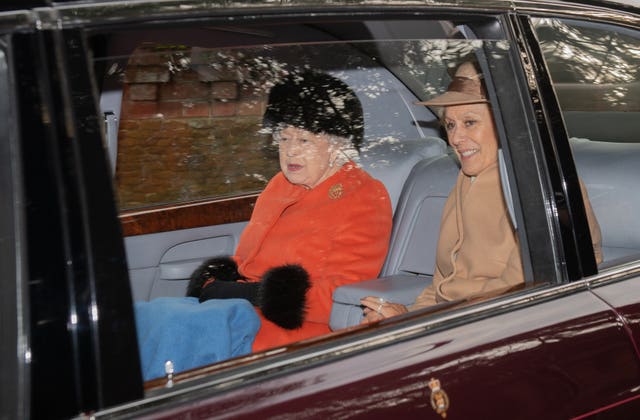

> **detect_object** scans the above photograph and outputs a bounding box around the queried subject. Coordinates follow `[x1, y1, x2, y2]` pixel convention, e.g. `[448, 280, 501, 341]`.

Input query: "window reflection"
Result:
[534, 18, 640, 111]
[97, 38, 510, 210]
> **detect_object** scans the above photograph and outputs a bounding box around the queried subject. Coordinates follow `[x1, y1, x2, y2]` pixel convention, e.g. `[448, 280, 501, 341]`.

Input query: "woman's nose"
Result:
[449, 128, 463, 146]
[285, 140, 301, 156]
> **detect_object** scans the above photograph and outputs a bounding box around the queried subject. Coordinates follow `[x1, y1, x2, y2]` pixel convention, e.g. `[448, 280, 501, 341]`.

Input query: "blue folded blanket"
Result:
[134, 297, 261, 381]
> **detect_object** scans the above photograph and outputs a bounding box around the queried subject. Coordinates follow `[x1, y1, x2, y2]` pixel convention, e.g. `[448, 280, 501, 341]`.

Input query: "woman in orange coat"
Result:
[188, 71, 392, 351]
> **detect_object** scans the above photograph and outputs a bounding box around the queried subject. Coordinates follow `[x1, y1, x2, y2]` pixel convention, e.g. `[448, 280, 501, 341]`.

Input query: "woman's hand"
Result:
[360, 296, 408, 324]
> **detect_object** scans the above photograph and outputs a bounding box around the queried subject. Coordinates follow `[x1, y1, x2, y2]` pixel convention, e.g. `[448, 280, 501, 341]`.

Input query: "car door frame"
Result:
[8, 12, 144, 418]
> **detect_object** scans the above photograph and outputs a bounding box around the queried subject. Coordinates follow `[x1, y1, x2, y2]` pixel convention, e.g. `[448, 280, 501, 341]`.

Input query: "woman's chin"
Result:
[284, 172, 307, 186]
[461, 166, 479, 177]
[461, 160, 493, 177]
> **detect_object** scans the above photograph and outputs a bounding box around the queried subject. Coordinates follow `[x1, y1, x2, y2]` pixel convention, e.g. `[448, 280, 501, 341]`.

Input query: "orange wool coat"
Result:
[234, 161, 392, 352]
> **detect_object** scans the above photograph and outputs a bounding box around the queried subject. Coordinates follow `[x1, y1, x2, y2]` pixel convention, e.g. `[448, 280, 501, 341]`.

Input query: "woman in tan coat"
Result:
[361, 61, 602, 321]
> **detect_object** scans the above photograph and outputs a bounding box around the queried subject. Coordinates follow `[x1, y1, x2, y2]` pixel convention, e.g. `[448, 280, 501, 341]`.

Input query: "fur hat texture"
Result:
[186, 256, 243, 297]
[263, 70, 364, 151]
[258, 264, 310, 330]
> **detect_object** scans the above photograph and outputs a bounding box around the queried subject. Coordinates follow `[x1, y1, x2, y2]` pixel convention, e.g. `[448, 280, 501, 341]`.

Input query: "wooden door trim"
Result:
[119, 194, 258, 236]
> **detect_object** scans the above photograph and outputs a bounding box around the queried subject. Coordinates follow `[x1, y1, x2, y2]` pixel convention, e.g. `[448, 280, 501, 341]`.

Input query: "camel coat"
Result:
[235, 161, 392, 351]
[411, 163, 602, 309]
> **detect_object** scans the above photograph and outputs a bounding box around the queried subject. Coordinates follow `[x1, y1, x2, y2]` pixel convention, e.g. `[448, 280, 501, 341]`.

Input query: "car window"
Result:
[89, 18, 542, 376]
[96, 24, 458, 211]
[533, 17, 640, 265]
[10, 2, 640, 417]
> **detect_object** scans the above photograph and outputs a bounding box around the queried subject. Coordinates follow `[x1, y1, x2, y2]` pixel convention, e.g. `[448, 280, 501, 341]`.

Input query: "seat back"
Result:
[380, 153, 459, 276]
[356, 137, 447, 213]
[329, 150, 458, 330]
[570, 137, 640, 263]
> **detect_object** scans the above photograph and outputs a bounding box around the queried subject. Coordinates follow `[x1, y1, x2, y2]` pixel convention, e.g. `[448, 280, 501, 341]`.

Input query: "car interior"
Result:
[90, 16, 640, 374]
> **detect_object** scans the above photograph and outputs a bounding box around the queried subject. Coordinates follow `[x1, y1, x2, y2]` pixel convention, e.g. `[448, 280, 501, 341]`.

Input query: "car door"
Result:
[126, 283, 636, 419]
[529, 3, 640, 385]
[102, 4, 640, 418]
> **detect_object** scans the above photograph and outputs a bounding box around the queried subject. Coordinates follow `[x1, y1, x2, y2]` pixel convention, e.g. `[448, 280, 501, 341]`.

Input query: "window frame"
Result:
[0, 37, 28, 420]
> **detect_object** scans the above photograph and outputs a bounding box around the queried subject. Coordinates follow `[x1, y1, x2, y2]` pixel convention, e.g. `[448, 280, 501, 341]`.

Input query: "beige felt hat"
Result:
[416, 61, 488, 106]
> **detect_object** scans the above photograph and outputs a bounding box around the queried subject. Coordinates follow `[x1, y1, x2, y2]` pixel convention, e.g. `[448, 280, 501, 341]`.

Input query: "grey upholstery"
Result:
[125, 223, 246, 301]
[330, 151, 459, 330]
[380, 154, 460, 276]
[330, 275, 430, 330]
[356, 137, 447, 213]
[570, 137, 640, 263]
[564, 111, 639, 144]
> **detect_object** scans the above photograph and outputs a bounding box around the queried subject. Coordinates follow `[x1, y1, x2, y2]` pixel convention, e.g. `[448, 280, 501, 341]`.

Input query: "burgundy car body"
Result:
[128, 281, 640, 419]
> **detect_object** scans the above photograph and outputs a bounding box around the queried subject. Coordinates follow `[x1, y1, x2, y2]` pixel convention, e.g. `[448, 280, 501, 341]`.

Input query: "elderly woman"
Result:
[361, 61, 602, 321]
[188, 70, 392, 351]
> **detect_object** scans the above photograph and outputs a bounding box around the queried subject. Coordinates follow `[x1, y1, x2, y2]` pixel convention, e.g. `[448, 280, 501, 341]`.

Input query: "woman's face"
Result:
[443, 103, 499, 177]
[277, 126, 341, 189]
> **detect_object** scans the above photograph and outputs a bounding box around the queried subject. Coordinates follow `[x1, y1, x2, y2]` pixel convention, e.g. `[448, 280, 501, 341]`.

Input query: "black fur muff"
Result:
[259, 264, 310, 330]
[199, 280, 260, 305]
[186, 256, 243, 297]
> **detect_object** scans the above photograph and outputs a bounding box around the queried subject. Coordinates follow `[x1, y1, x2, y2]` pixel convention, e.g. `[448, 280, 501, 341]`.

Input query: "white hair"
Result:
[327, 134, 358, 167]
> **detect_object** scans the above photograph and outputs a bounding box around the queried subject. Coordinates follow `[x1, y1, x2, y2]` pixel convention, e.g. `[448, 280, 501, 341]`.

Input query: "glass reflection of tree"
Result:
[396, 39, 484, 98]
[535, 18, 640, 109]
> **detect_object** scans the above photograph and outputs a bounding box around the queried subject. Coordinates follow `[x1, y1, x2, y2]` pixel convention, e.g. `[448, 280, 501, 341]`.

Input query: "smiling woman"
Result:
[362, 60, 603, 321]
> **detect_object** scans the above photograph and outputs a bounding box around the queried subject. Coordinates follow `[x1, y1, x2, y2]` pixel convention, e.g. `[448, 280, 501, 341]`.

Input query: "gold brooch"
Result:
[428, 378, 450, 418]
[328, 183, 344, 200]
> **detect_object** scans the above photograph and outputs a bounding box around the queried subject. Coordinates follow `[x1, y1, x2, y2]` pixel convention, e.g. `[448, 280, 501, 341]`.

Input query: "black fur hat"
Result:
[263, 70, 364, 151]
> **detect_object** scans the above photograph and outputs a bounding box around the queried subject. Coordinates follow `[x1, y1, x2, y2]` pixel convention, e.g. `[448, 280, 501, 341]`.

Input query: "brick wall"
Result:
[116, 43, 279, 209]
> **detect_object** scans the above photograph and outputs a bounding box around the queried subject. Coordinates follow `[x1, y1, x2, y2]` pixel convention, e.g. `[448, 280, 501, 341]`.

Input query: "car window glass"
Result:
[89, 20, 533, 377]
[93, 22, 499, 211]
[533, 18, 640, 265]
[533, 18, 640, 143]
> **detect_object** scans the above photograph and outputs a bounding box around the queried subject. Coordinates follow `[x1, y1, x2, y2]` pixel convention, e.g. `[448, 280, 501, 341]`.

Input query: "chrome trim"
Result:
[40, 0, 636, 31]
[47, 0, 509, 29]
[103, 111, 118, 177]
[0, 0, 636, 32]
[588, 259, 640, 288]
[514, 0, 639, 27]
[0, 10, 36, 32]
